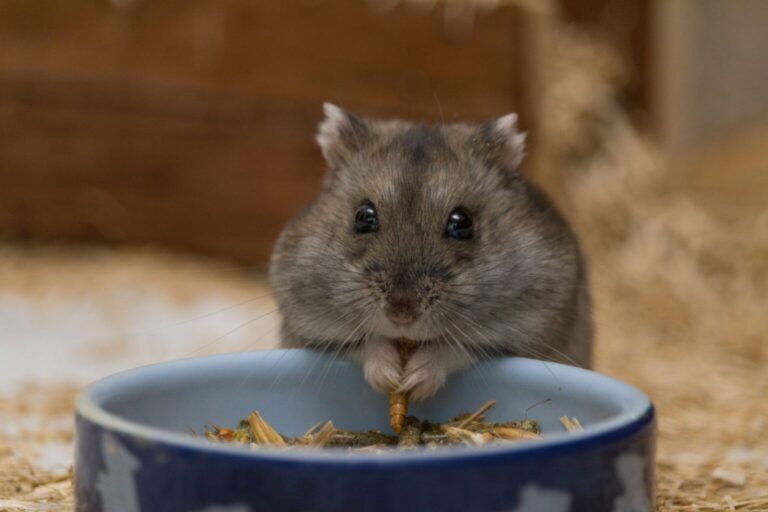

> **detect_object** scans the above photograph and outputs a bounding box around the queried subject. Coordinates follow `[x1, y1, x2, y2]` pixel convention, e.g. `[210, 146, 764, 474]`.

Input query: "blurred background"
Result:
[1, 1, 767, 510]
[1, 0, 767, 260]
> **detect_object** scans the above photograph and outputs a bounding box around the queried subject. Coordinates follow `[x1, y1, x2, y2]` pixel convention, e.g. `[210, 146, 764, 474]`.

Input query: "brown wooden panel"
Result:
[0, 0, 524, 264]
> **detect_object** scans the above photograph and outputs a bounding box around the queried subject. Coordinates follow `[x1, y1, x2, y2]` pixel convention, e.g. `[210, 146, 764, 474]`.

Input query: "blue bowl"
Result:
[75, 350, 655, 512]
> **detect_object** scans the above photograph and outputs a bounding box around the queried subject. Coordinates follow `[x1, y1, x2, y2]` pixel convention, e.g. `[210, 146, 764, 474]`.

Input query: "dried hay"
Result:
[539, 23, 768, 512]
[0, 385, 76, 509]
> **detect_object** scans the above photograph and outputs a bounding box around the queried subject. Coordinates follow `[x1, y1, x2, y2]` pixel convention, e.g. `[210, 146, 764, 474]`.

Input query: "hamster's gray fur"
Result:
[269, 103, 592, 400]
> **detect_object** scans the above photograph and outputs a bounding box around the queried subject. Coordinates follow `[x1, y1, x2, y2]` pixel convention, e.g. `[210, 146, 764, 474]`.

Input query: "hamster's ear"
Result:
[479, 113, 527, 171]
[316, 103, 369, 167]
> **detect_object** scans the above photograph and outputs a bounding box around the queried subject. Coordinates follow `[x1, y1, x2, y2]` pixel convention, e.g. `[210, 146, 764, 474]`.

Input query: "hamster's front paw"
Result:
[362, 340, 402, 394]
[399, 345, 449, 401]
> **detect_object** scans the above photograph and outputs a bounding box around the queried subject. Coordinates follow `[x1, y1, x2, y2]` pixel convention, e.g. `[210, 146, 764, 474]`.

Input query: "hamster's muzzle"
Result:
[385, 286, 421, 325]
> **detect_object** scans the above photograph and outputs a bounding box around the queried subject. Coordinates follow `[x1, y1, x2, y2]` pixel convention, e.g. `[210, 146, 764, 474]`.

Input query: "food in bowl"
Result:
[202, 399, 582, 451]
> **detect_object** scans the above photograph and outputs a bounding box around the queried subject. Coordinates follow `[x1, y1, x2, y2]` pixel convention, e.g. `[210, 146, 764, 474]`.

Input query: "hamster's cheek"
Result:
[361, 339, 402, 394]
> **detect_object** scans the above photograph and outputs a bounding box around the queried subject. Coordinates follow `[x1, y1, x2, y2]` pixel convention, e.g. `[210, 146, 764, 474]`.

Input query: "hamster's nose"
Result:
[386, 287, 420, 325]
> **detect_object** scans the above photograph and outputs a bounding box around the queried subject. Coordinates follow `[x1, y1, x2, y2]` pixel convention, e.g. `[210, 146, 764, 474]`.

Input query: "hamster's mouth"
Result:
[370, 312, 433, 341]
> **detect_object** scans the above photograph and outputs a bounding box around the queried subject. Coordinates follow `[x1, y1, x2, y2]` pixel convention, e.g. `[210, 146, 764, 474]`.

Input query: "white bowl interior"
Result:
[80, 350, 649, 445]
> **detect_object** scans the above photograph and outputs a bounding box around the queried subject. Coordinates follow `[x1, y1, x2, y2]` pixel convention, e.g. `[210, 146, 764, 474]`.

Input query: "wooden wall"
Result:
[651, 0, 768, 159]
[0, 0, 527, 265]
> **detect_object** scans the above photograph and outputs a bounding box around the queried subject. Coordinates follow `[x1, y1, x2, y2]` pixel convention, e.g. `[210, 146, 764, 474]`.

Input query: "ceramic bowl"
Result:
[75, 349, 655, 511]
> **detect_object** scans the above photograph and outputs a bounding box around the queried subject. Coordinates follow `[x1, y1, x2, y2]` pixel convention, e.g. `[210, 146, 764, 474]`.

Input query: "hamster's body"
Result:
[269, 104, 592, 400]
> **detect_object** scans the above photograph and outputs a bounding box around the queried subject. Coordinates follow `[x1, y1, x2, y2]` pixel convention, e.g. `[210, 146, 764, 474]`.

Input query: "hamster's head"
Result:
[269, 103, 577, 354]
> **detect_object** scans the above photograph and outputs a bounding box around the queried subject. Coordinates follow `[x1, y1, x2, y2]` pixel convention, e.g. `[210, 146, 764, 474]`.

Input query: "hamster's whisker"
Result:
[303, 310, 372, 388]
[254, 301, 362, 360]
[443, 296, 580, 367]
[138, 294, 277, 337]
[436, 304, 567, 388]
[315, 299, 374, 363]
[338, 334, 366, 363]
[432, 92, 446, 124]
[315, 306, 376, 391]
[432, 320, 472, 376]
[528, 340, 583, 369]
[149, 263, 260, 276]
[269, 282, 369, 294]
[271, 289, 368, 320]
[232, 322, 282, 353]
[437, 302, 500, 356]
[184, 306, 281, 357]
[505, 344, 566, 390]
[298, 299, 373, 357]
[259, 346, 304, 391]
[278, 281, 369, 298]
[331, 286, 373, 295]
[432, 309, 492, 391]
[447, 281, 591, 291]
[276, 260, 364, 276]
[439, 300, 534, 367]
[265, 309, 365, 393]
[430, 307, 485, 366]
[233, 320, 292, 390]
[278, 270, 363, 280]
[437, 305, 488, 360]
[218, 293, 372, 390]
[425, 311, 463, 362]
[301, 308, 367, 353]
[444, 273, 543, 288]
[462, 247, 559, 275]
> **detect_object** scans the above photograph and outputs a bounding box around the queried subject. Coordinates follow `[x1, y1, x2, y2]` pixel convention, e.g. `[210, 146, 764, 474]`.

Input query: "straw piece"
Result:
[248, 411, 286, 446]
[560, 416, 583, 432]
[455, 400, 497, 429]
[492, 427, 543, 442]
[442, 426, 494, 446]
[308, 421, 336, 448]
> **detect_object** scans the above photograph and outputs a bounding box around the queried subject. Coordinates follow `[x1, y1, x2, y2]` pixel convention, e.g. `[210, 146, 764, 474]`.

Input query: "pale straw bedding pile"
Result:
[542, 27, 768, 511]
[0, 384, 77, 510]
[1, 10, 767, 512]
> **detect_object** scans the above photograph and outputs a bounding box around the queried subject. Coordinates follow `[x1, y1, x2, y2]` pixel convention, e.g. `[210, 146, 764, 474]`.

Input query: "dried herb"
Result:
[397, 417, 423, 450]
[326, 430, 398, 448]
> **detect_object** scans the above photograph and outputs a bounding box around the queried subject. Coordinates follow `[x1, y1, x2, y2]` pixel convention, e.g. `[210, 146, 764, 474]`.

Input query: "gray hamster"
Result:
[268, 103, 592, 400]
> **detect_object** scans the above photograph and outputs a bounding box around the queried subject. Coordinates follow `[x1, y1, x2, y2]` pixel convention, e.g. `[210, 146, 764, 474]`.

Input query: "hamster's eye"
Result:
[445, 208, 473, 240]
[354, 200, 379, 234]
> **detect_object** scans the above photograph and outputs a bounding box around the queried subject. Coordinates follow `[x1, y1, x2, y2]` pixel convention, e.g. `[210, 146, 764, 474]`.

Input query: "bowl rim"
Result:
[76, 350, 655, 466]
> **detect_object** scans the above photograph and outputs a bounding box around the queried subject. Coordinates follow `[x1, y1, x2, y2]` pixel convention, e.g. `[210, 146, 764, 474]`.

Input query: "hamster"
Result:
[268, 103, 593, 401]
